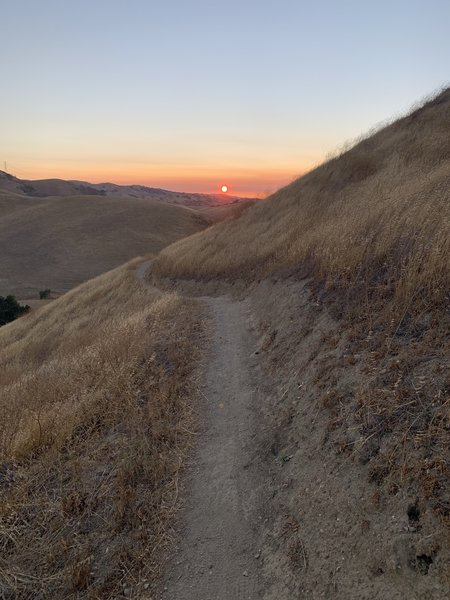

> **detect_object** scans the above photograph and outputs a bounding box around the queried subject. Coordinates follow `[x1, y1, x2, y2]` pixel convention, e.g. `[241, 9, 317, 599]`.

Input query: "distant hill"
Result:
[0, 171, 104, 197]
[71, 180, 254, 207]
[0, 192, 208, 298]
[0, 170, 256, 207]
[0, 172, 255, 298]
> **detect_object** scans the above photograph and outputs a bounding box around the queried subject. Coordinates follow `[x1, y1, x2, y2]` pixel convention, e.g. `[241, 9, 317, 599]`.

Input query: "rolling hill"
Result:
[0, 172, 255, 298]
[0, 170, 256, 206]
[0, 192, 208, 298]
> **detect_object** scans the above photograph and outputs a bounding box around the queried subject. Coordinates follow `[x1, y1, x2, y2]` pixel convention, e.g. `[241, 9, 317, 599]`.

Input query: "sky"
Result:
[1, 0, 449, 197]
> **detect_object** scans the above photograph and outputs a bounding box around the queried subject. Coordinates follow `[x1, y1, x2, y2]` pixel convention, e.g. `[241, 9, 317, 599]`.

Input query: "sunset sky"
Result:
[1, 0, 449, 197]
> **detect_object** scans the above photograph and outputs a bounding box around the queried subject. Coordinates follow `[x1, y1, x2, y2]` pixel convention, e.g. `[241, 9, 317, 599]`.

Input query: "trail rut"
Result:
[160, 295, 263, 600]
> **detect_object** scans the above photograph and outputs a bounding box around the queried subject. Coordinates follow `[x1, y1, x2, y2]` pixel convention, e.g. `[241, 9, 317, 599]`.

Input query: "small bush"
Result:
[39, 288, 51, 299]
[0, 295, 30, 326]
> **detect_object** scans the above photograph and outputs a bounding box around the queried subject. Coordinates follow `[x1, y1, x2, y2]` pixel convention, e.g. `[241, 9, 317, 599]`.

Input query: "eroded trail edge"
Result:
[160, 296, 263, 600]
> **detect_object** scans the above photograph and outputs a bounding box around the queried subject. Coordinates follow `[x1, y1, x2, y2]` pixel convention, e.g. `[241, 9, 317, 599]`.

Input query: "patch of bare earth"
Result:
[157, 296, 267, 600]
[247, 277, 449, 600]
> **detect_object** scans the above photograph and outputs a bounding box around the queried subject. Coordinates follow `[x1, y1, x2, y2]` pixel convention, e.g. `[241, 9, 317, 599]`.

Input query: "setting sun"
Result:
[221, 185, 228, 193]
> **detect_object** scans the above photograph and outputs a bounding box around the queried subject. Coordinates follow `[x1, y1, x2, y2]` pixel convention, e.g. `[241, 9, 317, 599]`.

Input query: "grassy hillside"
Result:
[0, 193, 207, 297]
[154, 89, 450, 312]
[153, 89, 450, 590]
[0, 172, 103, 197]
[193, 198, 257, 222]
[0, 189, 47, 218]
[0, 171, 257, 207]
[0, 259, 202, 599]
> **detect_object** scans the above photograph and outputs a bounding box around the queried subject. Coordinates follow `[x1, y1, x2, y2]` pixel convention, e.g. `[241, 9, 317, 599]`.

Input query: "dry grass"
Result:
[153, 89, 450, 526]
[192, 199, 256, 223]
[0, 193, 207, 298]
[154, 88, 450, 320]
[0, 259, 203, 599]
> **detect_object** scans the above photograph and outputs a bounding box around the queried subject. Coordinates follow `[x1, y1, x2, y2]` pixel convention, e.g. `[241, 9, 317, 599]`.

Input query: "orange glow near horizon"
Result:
[8, 160, 312, 198]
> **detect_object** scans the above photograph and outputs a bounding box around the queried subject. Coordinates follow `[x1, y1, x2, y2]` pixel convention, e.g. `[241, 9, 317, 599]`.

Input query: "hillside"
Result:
[72, 180, 256, 207]
[153, 89, 450, 597]
[154, 88, 450, 286]
[0, 260, 202, 599]
[0, 170, 256, 207]
[0, 171, 104, 197]
[0, 192, 208, 298]
[0, 188, 48, 218]
[0, 172, 255, 298]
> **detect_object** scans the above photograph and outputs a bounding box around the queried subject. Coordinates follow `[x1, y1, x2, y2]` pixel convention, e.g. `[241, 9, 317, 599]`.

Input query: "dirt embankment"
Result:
[244, 277, 449, 600]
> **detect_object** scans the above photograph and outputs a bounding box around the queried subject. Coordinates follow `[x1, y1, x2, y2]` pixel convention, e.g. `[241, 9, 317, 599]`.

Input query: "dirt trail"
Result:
[136, 259, 157, 288]
[136, 259, 450, 600]
[160, 295, 263, 599]
[136, 260, 264, 599]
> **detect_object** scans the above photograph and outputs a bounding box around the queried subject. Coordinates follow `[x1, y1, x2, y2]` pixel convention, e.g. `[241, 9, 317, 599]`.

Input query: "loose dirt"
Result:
[137, 262, 450, 600]
[137, 260, 265, 599]
[159, 296, 264, 599]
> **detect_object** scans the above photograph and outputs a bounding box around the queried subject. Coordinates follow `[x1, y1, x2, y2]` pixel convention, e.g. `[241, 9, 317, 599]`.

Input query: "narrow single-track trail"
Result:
[161, 295, 263, 599]
[137, 260, 264, 599]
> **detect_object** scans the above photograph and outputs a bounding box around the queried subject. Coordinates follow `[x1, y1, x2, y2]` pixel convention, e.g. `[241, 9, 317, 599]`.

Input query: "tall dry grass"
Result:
[153, 89, 450, 526]
[154, 88, 450, 320]
[0, 259, 203, 599]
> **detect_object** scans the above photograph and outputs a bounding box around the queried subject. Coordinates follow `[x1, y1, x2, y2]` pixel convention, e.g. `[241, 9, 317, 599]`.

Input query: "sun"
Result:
[221, 185, 228, 193]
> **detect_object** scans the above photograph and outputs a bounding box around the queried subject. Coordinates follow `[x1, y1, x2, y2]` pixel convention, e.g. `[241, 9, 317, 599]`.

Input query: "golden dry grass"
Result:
[192, 199, 256, 223]
[153, 89, 450, 527]
[154, 88, 450, 319]
[0, 259, 203, 598]
[0, 193, 207, 298]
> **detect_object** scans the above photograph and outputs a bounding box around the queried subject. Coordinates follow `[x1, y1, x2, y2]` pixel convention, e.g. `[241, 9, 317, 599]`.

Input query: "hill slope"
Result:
[0, 170, 256, 207]
[153, 89, 450, 597]
[0, 259, 202, 599]
[154, 88, 449, 293]
[0, 193, 207, 297]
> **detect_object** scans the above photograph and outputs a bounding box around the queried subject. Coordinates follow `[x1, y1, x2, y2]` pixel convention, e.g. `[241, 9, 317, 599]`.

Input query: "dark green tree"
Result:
[0, 295, 30, 326]
[39, 289, 51, 299]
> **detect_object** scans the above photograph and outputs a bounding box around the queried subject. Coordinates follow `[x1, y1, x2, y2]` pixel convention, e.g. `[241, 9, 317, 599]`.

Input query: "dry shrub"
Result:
[0, 259, 203, 599]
